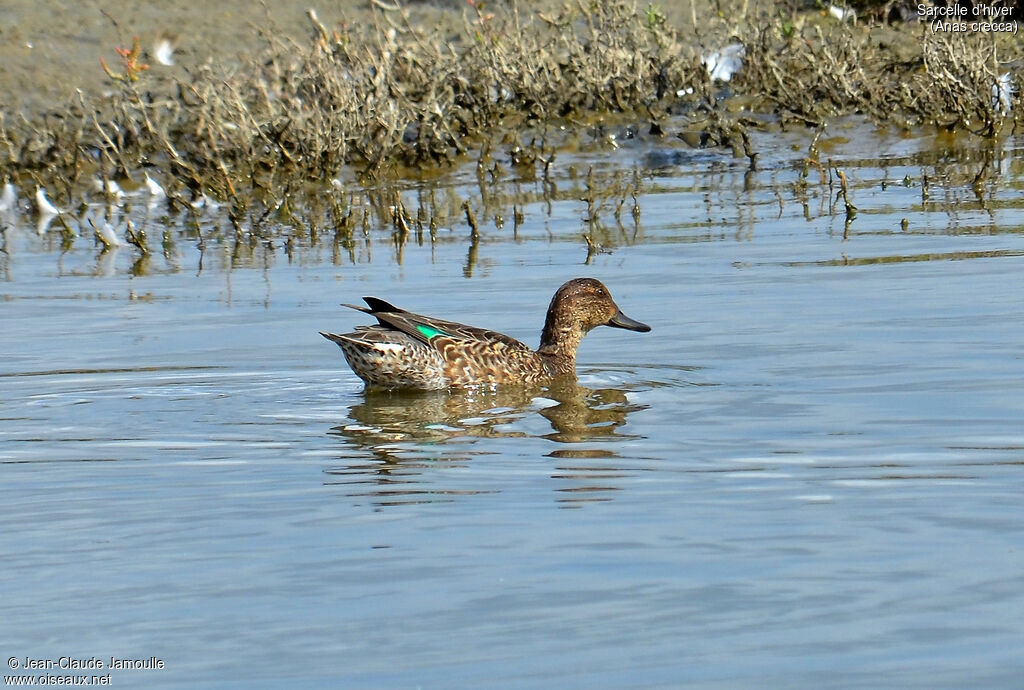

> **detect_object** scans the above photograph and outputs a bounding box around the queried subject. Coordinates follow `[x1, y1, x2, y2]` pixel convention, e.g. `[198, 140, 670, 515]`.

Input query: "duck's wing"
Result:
[351, 296, 534, 353]
[320, 326, 421, 349]
[342, 297, 401, 314]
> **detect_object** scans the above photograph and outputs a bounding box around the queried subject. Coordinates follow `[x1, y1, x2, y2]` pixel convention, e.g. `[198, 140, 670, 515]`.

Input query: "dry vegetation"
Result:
[0, 0, 1020, 212]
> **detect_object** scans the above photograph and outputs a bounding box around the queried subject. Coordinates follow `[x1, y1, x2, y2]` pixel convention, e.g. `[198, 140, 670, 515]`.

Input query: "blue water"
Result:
[2, 121, 1023, 688]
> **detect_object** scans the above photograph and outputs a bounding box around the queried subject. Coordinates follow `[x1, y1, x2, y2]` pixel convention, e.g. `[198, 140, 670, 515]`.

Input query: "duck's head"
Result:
[540, 278, 650, 358]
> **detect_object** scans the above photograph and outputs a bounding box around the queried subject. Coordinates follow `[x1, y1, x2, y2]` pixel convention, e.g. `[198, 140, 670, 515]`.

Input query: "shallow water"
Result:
[3, 120, 1024, 688]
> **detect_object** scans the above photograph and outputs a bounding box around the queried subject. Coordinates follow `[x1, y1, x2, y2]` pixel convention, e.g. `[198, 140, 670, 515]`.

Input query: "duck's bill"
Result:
[607, 310, 651, 332]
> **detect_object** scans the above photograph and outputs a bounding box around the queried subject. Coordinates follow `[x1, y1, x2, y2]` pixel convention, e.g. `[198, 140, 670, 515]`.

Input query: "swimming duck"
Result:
[321, 277, 650, 390]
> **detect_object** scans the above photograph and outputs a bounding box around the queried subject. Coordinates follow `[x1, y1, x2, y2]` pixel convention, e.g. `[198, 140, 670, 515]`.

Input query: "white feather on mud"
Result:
[702, 43, 745, 83]
[154, 36, 176, 66]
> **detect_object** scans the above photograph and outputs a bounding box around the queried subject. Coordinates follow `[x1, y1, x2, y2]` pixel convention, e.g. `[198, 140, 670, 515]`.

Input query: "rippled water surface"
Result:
[3, 121, 1024, 688]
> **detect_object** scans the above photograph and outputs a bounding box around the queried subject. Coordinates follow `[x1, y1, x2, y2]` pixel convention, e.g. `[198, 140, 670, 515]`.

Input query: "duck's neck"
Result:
[538, 310, 584, 377]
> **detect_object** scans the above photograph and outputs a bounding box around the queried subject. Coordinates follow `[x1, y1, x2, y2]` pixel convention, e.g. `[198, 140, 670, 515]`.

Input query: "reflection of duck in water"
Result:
[333, 379, 647, 458]
[327, 380, 648, 506]
[340, 385, 540, 444]
[321, 278, 650, 391]
[538, 379, 646, 444]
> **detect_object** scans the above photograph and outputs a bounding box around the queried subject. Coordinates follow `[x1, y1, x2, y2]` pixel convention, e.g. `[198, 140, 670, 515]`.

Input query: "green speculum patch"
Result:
[417, 325, 445, 340]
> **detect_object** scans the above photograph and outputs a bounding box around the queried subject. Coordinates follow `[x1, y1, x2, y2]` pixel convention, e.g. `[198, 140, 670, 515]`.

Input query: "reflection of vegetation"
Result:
[785, 247, 1024, 267]
[324, 380, 648, 506]
[6, 128, 1019, 279]
[2, 158, 653, 277]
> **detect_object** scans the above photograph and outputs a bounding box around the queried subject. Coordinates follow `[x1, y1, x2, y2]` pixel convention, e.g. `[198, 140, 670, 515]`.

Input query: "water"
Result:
[2, 120, 1024, 688]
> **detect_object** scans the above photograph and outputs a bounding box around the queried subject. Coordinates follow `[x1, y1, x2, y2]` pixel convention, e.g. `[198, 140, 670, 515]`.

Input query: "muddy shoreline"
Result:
[0, 0, 347, 113]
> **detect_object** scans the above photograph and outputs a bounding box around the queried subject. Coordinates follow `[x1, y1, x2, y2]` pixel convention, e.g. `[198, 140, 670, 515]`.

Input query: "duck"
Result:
[321, 277, 650, 390]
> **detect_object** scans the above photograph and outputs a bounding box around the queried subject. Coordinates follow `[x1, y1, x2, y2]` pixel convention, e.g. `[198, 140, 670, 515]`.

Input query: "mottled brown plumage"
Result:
[321, 278, 650, 390]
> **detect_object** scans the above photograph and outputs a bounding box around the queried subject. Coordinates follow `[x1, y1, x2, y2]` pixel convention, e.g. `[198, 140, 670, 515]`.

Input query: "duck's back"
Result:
[324, 304, 548, 390]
